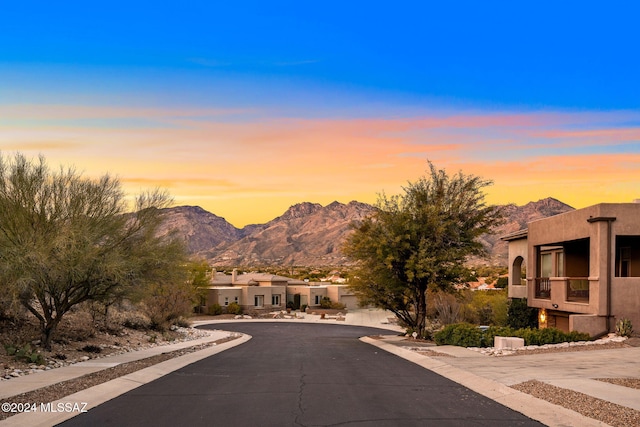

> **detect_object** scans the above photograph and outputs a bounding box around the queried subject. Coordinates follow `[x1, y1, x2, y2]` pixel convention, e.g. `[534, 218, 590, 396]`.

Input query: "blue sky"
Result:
[1, 1, 639, 225]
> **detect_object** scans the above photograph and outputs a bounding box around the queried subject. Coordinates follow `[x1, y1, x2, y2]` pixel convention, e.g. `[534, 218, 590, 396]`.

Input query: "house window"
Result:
[314, 295, 321, 305]
[539, 247, 564, 277]
[556, 252, 565, 277]
[619, 247, 631, 277]
[234, 296, 239, 304]
[540, 253, 552, 278]
[616, 236, 640, 277]
[224, 297, 229, 306]
[272, 294, 280, 306]
[254, 295, 264, 307]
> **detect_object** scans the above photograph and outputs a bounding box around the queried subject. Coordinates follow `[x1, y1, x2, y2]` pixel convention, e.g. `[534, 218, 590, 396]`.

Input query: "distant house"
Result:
[204, 269, 359, 313]
[503, 202, 640, 336]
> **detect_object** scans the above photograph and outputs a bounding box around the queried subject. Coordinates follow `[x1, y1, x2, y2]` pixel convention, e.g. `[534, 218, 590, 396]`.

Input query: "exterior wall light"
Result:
[539, 308, 547, 328]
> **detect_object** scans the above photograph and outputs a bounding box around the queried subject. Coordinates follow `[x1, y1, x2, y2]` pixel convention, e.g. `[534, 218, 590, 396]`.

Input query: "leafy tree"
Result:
[507, 297, 538, 329]
[0, 153, 186, 349]
[343, 162, 503, 338]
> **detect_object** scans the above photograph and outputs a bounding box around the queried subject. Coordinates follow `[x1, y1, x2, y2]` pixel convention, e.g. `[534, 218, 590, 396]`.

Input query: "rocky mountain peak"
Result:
[277, 202, 324, 221]
[157, 197, 575, 267]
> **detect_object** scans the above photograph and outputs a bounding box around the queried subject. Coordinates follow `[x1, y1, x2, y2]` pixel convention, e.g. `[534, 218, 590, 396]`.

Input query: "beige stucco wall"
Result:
[525, 203, 640, 333]
[569, 314, 608, 337]
[287, 285, 328, 307]
[206, 288, 242, 307]
[507, 237, 528, 299]
[326, 285, 359, 309]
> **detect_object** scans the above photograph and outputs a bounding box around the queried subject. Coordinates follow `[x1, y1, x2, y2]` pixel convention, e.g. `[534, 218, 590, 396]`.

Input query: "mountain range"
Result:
[157, 198, 574, 267]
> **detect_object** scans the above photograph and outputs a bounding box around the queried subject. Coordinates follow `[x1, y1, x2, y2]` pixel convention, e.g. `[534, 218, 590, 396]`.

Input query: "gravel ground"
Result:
[0, 336, 238, 421]
[400, 336, 639, 426]
[596, 377, 640, 390]
[511, 380, 640, 427]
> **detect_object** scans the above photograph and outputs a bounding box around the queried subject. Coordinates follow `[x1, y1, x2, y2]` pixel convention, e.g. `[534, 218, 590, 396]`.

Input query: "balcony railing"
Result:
[566, 277, 590, 303]
[535, 277, 551, 299]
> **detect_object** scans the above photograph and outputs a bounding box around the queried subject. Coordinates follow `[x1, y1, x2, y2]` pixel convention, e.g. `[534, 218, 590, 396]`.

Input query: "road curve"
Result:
[59, 322, 542, 426]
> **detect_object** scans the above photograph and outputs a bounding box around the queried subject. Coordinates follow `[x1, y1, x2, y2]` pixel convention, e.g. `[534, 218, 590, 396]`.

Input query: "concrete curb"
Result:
[361, 337, 611, 427]
[0, 334, 251, 427]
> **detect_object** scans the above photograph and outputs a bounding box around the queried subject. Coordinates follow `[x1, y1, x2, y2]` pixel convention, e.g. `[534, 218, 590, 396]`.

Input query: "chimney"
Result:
[232, 268, 237, 283]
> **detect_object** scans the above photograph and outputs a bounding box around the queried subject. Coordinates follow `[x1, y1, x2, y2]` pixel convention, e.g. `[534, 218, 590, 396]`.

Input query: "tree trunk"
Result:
[41, 317, 61, 351]
[416, 284, 428, 338]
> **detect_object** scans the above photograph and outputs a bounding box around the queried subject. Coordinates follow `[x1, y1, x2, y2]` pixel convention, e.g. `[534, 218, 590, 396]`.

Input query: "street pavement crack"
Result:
[295, 364, 308, 427]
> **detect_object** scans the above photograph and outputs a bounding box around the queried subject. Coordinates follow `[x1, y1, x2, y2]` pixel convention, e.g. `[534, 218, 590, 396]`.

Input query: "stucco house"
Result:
[503, 202, 640, 336]
[204, 269, 359, 313]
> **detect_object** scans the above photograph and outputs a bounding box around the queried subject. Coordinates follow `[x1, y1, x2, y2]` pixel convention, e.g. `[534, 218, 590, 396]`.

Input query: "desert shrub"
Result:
[173, 317, 191, 328]
[330, 301, 346, 310]
[460, 289, 508, 326]
[616, 318, 633, 337]
[141, 281, 196, 331]
[4, 343, 45, 365]
[208, 304, 223, 316]
[431, 291, 463, 325]
[507, 298, 538, 329]
[226, 302, 242, 315]
[320, 297, 332, 309]
[81, 344, 102, 354]
[434, 323, 484, 347]
[120, 309, 151, 330]
[300, 304, 308, 312]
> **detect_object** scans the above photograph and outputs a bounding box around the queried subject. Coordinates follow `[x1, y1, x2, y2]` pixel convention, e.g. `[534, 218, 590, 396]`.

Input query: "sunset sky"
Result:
[2, 2, 639, 227]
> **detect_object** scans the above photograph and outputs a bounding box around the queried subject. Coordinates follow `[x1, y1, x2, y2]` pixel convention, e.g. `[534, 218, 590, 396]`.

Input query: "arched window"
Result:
[512, 256, 524, 286]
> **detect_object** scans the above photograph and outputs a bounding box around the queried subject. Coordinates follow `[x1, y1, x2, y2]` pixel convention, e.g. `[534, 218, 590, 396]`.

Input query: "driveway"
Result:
[59, 323, 541, 426]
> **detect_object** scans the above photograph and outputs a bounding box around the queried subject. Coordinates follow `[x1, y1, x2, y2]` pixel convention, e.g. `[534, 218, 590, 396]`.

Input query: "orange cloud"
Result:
[2, 104, 639, 226]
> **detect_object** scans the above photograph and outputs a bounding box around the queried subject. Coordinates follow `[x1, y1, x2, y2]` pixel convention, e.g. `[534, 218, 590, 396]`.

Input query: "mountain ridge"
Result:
[157, 198, 574, 267]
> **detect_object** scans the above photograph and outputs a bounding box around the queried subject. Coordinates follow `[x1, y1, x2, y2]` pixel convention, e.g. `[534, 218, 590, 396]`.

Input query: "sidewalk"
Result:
[0, 329, 249, 427]
[365, 335, 640, 427]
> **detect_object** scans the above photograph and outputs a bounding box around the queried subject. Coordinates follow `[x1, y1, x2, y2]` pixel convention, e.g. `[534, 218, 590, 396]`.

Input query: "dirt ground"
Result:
[0, 310, 187, 376]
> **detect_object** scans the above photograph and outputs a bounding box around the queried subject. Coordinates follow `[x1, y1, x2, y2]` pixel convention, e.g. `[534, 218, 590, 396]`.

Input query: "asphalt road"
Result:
[59, 323, 542, 426]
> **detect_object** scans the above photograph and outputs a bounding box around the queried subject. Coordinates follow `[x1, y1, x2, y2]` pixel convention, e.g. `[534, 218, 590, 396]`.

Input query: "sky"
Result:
[1, 1, 639, 227]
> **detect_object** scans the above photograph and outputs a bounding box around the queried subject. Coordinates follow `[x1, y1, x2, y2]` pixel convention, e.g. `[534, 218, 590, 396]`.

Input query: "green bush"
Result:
[4, 343, 45, 365]
[507, 298, 538, 329]
[208, 304, 223, 316]
[434, 323, 484, 347]
[226, 302, 242, 315]
[495, 277, 508, 288]
[435, 323, 591, 347]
